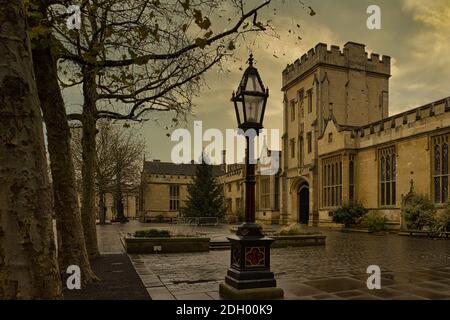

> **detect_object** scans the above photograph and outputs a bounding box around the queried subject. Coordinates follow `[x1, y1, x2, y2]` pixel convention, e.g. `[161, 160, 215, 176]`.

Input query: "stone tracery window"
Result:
[169, 185, 180, 210]
[307, 89, 313, 113]
[260, 176, 271, 209]
[290, 99, 296, 121]
[349, 154, 355, 202]
[322, 155, 342, 208]
[432, 134, 450, 204]
[379, 146, 396, 206]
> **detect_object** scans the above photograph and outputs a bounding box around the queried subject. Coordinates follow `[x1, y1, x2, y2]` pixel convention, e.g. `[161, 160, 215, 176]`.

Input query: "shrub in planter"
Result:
[429, 204, 450, 237]
[331, 202, 368, 227]
[279, 224, 317, 236]
[134, 229, 171, 238]
[236, 207, 245, 223]
[402, 194, 436, 230]
[360, 211, 387, 232]
[225, 215, 238, 224]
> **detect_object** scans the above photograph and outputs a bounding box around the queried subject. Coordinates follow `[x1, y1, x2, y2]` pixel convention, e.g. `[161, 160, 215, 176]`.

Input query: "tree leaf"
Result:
[181, 0, 190, 11]
[193, 9, 211, 30]
[204, 30, 213, 38]
[195, 37, 208, 49]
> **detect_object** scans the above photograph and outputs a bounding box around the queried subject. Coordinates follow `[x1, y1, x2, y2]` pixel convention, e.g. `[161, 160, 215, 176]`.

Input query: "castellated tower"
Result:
[282, 42, 391, 134]
[280, 42, 391, 225]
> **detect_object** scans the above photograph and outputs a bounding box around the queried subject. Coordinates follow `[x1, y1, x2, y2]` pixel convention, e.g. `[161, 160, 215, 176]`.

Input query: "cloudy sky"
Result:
[64, 0, 450, 162]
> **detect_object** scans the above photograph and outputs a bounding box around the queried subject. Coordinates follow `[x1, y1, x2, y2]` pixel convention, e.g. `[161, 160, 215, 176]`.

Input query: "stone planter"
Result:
[398, 230, 450, 238]
[271, 234, 326, 248]
[342, 228, 371, 233]
[125, 237, 210, 254]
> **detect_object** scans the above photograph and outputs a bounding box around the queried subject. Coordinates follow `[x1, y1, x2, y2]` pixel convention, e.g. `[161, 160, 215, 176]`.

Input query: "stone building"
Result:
[281, 41, 450, 228]
[138, 41, 450, 228]
[219, 163, 245, 223]
[102, 190, 139, 221]
[139, 160, 225, 222]
[95, 185, 139, 221]
[139, 156, 281, 224]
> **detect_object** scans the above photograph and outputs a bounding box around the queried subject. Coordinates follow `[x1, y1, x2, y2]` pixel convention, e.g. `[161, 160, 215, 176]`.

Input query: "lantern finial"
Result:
[248, 53, 254, 66]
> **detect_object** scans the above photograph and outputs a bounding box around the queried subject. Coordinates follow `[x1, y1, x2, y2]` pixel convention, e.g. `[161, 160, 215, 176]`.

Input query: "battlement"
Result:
[352, 97, 450, 140]
[282, 42, 391, 89]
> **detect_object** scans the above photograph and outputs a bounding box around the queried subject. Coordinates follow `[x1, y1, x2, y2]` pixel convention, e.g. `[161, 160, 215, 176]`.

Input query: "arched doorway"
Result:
[297, 183, 309, 224]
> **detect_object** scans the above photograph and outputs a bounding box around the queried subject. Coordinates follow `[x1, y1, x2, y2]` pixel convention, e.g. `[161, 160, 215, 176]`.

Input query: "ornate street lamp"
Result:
[219, 54, 283, 299]
[231, 54, 268, 132]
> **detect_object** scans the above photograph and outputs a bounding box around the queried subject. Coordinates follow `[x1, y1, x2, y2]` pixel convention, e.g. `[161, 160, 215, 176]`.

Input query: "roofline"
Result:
[357, 96, 450, 131]
[317, 96, 450, 140]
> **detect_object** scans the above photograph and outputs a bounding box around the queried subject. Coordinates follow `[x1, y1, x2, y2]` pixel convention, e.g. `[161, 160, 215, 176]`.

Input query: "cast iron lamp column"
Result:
[219, 54, 283, 299]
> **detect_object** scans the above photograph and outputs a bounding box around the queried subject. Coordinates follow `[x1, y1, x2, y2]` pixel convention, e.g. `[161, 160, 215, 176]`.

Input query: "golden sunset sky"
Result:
[63, 0, 450, 162]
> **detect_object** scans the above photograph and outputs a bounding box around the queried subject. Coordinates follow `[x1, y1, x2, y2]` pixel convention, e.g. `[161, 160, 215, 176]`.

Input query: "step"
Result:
[209, 241, 230, 250]
[210, 246, 230, 250]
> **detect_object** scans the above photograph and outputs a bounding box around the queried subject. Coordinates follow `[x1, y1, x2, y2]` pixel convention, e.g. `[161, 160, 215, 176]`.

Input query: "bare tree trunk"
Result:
[81, 68, 100, 258]
[114, 193, 127, 223]
[32, 39, 97, 284]
[0, 0, 62, 299]
[98, 191, 106, 225]
[114, 171, 127, 223]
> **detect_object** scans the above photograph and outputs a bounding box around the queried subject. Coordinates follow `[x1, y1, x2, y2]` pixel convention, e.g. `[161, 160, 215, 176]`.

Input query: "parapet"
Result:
[282, 42, 391, 89]
[354, 97, 450, 140]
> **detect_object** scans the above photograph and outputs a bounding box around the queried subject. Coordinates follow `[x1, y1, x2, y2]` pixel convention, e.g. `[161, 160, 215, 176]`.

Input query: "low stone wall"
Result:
[125, 237, 210, 254]
[398, 230, 450, 238]
[271, 235, 326, 248]
[341, 228, 371, 233]
[317, 221, 345, 229]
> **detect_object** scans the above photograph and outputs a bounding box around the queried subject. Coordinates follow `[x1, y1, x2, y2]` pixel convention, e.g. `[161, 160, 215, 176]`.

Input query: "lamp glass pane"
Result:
[245, 73, 263, 93]
[244, 94, 264, 123]
[237, 102, 245, 125]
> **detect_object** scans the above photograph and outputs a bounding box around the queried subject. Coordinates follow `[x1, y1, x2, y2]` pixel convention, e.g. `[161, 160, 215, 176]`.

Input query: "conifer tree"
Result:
[182, 159, 226, 220]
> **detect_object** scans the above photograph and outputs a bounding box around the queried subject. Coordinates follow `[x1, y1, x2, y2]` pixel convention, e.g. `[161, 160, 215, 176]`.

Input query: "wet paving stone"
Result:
[334, 290, 366, 298]
[303, 277, 366, 293]
[97, 222, 450, 300]
[388, 284, 450, 299]
[278, 283, 326, 297]
[349, 295, 382, 300]
[414, 281, 450, 292]
[311, 293, 342, 300]
[358, 287, 405, 299]
[175, 292, 213, 300]
[381, 271, 445, 285]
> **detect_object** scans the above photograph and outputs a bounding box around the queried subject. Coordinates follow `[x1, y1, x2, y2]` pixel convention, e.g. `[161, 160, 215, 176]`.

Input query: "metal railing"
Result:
[176, 216, 219, 226]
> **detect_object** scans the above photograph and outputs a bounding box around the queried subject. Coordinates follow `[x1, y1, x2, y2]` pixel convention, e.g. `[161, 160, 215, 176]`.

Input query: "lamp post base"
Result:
[220, 223, 283, 299]
[219, 282, 284, 300]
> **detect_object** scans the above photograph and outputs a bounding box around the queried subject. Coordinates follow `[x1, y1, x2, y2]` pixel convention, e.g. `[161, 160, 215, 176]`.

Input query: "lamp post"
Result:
[219, 54, 283, 299]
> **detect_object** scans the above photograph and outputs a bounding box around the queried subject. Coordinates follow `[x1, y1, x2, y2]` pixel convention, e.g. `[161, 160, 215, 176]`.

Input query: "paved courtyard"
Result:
[97, 221, 450, 300]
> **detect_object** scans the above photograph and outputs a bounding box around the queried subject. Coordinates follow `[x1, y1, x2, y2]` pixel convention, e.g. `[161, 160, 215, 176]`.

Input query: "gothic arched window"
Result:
[327, 164, 331, 207]
[435, 144, 441, 203]
[349, 155, 355, 202]
[432, 135, 450, 204]
[379, 147, 396, 206]
[331, 164, 335, 206]
[381, 157, 386, 205]
[322, 156, 342, 208]
[392, 156, 396, 204]
[338, 161, 342, 205]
